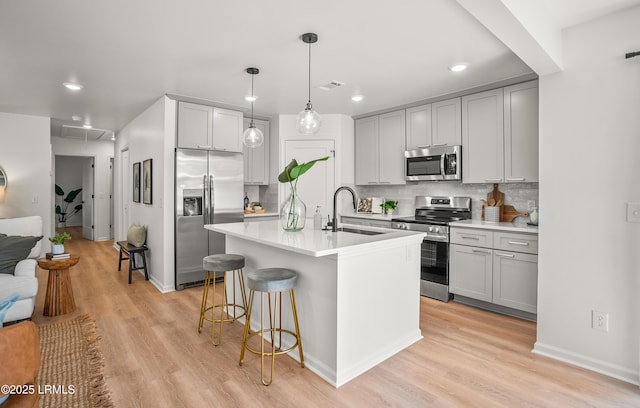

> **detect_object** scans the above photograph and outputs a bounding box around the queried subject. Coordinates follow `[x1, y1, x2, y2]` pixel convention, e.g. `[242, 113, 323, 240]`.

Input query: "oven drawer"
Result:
[493, 232, 538, 255]
[450, 228, 492, 248]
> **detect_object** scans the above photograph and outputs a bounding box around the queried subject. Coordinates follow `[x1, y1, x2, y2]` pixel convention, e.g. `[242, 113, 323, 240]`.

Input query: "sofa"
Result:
[0, 216, 43, 324]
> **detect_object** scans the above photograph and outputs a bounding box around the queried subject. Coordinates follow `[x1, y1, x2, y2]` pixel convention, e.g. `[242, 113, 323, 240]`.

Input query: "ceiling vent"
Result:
[318, 80, 345, 91]
[61, 125, 112, 141]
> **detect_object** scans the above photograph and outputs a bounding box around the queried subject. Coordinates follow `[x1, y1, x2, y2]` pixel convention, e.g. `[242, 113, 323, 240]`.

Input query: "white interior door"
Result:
[120, 149, 130, 241]
[82, 157, 95, 240]
[283, 140, 335, 218]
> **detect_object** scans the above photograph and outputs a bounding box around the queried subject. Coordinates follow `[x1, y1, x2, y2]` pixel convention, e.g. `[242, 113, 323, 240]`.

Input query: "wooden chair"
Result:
[117, 241, 149, 284]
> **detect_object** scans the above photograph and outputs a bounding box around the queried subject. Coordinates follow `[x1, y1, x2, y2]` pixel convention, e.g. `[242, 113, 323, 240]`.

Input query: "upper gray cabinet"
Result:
[462, 80, 538, 184]
[405, 97, 461, 151]
[504, 81, 539, 183]
[431, 97, 462, 147]
[355, 110, 406, 185]
[243, 118, 270, 185]
[177, 102, 243, 152]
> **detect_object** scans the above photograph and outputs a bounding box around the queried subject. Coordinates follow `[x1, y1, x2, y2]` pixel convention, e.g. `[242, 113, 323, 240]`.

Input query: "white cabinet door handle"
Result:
[461, 235, 480, 240]
[197, 145, 212, 149]
[506, 177, 526, 182]
[417, 144, 431, 148]
[508, 240, 529, 246]
[495, 252, 515, 258]
[485, 178, 502, 182]
[213, 147, 227, 151]
[472, 249, 490, 255]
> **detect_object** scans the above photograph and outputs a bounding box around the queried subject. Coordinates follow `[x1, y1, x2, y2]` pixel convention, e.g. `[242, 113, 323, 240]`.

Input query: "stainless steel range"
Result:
[391, 196, 471, 302]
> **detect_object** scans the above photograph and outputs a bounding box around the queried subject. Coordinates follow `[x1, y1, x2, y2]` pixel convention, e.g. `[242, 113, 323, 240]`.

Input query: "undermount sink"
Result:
[336, 227, 385, 236]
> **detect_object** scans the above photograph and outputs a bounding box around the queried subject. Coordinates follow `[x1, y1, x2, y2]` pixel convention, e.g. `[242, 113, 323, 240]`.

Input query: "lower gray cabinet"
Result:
[450, 227, 538, 314]
[450, 244, 492, 302]
[492, 251, 538, 313]
[340, 216, 392, 229]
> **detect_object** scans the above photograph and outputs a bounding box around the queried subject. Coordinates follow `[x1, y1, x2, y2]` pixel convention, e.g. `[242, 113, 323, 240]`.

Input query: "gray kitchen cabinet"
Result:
[450, 244, 493, 302]
[378, 110, 406, 185]
[450, 226, 538, 315]
[355, 110, 406, 185]
[493, 251, 538, 313]
[405, 104, 432, 150]
[178, 101, 213, 149]
[243, 118, 270, 185]
[177, 102, 243, 152]
[431, 97, 462, 147]
[212, 107, 243, 152]
[355, 116, 379, 185]
[461, 88, 504, 184]
[462, 80, 538, 184]
[504, 81, 539, 183]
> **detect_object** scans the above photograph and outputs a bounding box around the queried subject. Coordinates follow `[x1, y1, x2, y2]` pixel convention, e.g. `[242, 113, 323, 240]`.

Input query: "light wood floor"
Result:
[32, 228, 639, 407]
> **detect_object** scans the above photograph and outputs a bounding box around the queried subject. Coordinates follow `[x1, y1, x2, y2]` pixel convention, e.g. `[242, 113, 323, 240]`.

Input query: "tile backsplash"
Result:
[356, 181, 538, 222]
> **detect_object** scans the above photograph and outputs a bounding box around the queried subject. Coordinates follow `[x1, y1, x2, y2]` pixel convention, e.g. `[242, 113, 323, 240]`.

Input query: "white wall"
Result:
[277, 114, 355, 219]
[0, 112, 52, 248]
[114, 96, 176, 292]
[54, 156, 85, 227]
[535, 7, 640, 385]
[52, 137, 114, 239]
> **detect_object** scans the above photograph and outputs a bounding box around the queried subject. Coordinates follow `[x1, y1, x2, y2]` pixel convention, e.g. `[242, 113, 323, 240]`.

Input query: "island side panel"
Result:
[335, 239, 423, 387]
[225, 235, 340, 385]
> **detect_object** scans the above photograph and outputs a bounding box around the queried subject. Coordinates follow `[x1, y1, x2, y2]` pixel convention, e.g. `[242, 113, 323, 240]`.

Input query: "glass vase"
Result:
[281, 183, 306, 231]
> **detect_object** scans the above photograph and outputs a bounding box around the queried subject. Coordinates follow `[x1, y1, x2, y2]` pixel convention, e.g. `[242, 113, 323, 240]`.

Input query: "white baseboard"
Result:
[149, 276, 174, 293]
[533, 342, 639, 386]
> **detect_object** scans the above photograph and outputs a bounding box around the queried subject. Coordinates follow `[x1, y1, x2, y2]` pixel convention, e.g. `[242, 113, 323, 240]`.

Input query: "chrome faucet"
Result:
[331, 186, 357, 232]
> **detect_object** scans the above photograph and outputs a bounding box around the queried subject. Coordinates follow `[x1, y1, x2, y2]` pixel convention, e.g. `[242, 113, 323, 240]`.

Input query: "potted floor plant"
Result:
[49, 232, 72, 254]
[55, 184, 82, 228]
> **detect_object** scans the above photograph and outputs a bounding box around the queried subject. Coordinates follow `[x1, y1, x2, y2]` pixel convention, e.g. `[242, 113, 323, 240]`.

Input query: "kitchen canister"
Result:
[485, 206, 501, 223]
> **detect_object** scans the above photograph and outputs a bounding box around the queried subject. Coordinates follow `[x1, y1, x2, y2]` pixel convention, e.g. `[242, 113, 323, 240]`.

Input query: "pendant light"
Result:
[296, 32, 321, 135]
[243, 67, 264, 148]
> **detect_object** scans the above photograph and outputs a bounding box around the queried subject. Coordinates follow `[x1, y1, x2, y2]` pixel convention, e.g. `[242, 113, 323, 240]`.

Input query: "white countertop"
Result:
[450, 219, 538, 234]
[208, 220, 425, 257]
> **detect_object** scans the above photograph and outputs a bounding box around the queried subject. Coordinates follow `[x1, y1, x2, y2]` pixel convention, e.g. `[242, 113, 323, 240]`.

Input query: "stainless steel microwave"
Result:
[405, 145, 461, 181]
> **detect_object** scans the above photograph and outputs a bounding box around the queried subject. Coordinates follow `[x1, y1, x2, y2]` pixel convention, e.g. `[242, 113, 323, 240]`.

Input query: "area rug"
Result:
[37, 314, 114, 408]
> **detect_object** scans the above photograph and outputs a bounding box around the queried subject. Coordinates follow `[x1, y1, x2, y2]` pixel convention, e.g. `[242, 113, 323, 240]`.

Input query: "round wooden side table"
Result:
[37, 255, 80, 317]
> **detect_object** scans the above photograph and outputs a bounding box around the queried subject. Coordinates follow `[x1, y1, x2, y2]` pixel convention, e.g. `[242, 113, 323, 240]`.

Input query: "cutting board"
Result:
[501, 205, 528, 222]
[486, 184, 504, 206]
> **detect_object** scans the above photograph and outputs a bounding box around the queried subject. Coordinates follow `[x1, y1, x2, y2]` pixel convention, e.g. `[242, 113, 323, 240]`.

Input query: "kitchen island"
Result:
[207, 220, 425, 387]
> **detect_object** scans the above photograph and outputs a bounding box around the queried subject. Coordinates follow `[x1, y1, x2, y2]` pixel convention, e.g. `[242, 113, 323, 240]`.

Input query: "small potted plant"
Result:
[49, 232, 72, 255]
[381, 200, 398, 216]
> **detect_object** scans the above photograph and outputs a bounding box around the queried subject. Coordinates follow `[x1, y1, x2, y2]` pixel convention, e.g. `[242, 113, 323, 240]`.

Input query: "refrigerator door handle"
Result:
[209, 175, 214, 223]
[203, 174, 208, 224]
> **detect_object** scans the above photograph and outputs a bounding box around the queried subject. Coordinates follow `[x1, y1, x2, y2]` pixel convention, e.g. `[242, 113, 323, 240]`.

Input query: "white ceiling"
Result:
[0, 0, 638, 137]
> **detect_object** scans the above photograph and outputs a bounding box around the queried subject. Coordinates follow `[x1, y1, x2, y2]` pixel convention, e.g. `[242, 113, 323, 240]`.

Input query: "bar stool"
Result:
[198, 254, 248, 346]
[239, 268, 304, 386]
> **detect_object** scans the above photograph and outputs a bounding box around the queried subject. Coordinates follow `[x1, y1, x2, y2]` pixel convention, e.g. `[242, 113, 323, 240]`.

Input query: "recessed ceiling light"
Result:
[71, 115, 82, 121]
[245, 95, 257, 102]
[63, 82, 84, 91]
[351, 95, 364, 102]
[449, 63, 468, 72]
[83, 123, 93, 129]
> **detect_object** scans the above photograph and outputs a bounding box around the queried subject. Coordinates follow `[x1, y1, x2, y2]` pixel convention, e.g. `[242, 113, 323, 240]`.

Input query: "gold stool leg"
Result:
[260, 292, 277, 386]
[239, 289, 254, 366]
[211, 271, 226, 346]
[290, 289, 305, 368]
[198, 271, 212, 333]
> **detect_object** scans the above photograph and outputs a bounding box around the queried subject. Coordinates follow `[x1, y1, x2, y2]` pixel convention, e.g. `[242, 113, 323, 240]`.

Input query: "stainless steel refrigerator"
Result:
[175, 148, 243, 290]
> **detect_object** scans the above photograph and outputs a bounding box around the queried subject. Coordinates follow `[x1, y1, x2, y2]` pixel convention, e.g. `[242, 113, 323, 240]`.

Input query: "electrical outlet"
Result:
[627, 202, 640, 223]
[527, 200, 536, 212]
[592, 310, 609, 332]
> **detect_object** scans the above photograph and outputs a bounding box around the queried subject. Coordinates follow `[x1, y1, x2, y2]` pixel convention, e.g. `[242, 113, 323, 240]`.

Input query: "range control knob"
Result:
[428, 226, 434, 232]
[433, 227, 440, 234]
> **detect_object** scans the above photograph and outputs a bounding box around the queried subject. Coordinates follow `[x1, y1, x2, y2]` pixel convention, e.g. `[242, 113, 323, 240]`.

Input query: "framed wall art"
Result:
[143, 158, 152, 205]
[132, 162, 141, 203]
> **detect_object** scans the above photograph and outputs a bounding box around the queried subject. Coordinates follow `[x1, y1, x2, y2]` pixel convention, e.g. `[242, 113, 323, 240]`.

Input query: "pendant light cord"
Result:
[250, 72, 255, 123]
[308, 40, 312, 105]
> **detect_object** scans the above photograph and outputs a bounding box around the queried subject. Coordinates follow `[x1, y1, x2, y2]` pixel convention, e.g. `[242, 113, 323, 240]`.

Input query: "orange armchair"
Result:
[0, 321, 40, 408]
